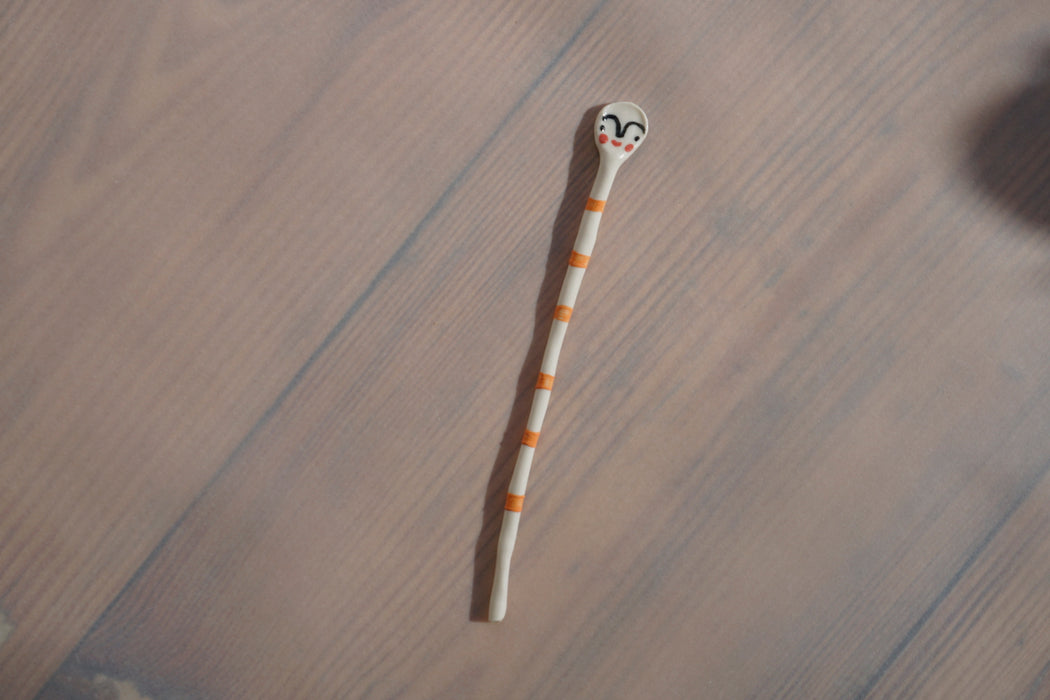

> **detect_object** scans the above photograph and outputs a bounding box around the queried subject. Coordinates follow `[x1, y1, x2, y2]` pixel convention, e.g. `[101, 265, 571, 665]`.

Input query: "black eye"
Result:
[600, 125, 605, 132]
[634, 136, 640, 141]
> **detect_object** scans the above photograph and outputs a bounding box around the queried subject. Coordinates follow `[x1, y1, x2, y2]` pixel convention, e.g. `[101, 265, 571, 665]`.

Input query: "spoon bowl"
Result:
[595, 102, 648, 165]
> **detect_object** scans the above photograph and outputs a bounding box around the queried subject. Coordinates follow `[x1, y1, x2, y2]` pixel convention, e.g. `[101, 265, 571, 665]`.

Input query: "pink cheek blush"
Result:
[599, 133, 609, 144]
[625, 144, 634, 152]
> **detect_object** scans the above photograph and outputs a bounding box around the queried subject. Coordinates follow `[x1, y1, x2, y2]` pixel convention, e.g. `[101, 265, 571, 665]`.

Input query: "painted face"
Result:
[595, 102, 648, 162]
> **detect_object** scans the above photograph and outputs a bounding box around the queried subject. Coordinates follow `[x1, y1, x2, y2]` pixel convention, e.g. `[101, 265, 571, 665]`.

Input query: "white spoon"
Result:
[490, 102, 649, 622]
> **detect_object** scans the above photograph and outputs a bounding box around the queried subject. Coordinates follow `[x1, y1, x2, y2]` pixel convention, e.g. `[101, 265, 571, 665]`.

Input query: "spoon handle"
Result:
[489, 162, 618, 622]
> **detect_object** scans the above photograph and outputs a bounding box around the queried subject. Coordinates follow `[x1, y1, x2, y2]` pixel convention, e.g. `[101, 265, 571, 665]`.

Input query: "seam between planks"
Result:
[852, 458, 1050, 700]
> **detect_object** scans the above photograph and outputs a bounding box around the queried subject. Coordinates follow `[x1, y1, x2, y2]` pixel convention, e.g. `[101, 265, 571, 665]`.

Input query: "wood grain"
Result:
[2, 0, 1049, 698]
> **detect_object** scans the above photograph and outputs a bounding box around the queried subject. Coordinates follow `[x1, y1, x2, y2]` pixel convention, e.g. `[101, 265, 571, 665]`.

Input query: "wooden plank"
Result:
[859, 397, 1050, 699]
[0, 1, 603, 695]
[9, 0, 1050, 697]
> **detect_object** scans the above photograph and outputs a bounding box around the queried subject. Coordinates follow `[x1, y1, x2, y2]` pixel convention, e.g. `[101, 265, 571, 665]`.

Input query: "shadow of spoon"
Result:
[469, 106, 604, 621]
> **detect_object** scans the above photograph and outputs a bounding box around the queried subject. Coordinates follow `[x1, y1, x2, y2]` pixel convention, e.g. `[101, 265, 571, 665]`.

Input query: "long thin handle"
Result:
[489, 163, 619, 622]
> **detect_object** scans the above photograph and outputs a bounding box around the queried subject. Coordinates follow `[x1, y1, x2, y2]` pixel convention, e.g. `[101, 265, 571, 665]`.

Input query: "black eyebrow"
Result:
[601, 113, 645, 138]
[622, 120, 646, 135]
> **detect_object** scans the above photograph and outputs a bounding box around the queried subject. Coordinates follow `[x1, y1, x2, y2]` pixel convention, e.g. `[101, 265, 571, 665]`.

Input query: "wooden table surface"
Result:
[3, 2, 1050, 698]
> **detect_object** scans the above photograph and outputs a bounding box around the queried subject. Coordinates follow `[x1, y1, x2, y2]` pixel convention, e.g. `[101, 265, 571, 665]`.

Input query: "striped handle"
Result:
[489, 171, 616, 622]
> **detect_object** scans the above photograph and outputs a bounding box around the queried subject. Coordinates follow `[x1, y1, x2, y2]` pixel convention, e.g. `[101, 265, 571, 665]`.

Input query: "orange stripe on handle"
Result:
[536, 373, 555, 391]
[554, 305, 573, 322]
[585, 198, 606, 212]
[569, 251, 590, 268]
[505, 493, 525, 512]
[522, 430, 539, 448]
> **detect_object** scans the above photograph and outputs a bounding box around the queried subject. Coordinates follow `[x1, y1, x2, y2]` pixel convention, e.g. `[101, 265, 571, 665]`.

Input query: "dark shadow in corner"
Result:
[470, 106, 602, 621]
[966, 48, 1050, 229]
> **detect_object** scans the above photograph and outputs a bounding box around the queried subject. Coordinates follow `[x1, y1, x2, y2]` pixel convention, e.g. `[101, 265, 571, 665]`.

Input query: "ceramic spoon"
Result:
[489, 102, 649, 622]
